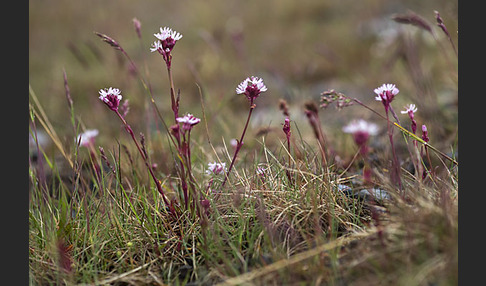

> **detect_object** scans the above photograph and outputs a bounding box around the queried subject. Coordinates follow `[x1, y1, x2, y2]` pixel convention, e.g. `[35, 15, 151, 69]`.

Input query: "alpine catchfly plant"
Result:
[401, 104, 418, 134]
[222, 76, 267, 187]
[176, 113, 201, 132]
[151, 26, 183, 120]
[374, 83, 402, 190]
[374, 83, 399, 114]
[343, 119, 379, 184]
[98, 87, 169, 205]
[150, 26, 183, 68]
[401, 104, 422, 181]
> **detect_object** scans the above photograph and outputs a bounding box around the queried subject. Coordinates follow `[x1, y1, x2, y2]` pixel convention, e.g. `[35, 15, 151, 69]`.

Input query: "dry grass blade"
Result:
[215, 230, 377, 286]
[29, 85, 74, 169]
[77, 258, 160, 286]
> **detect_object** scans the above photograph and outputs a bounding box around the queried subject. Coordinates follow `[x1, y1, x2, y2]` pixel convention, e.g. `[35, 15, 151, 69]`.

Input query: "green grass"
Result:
[30, 1, 457, 285]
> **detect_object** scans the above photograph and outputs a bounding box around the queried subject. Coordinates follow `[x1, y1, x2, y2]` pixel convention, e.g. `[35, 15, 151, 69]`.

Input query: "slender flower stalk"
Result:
[283, 117, 291, 162]
[175, 113, 201, 208]
[401, 104, 423, 182]
[98, 87, 169, 206]
[374, 83, 402, 190]
[401, 104, 418, 134]
[279, 98, 295, 175]
[151, 27, 183, 121]
[222, 76, 267, 187]
[282, 117, 293, 183]
[421, 124, 433, 179]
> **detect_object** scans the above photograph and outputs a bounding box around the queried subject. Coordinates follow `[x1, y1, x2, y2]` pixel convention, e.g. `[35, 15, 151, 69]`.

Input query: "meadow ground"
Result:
[29, 1, 457, 285]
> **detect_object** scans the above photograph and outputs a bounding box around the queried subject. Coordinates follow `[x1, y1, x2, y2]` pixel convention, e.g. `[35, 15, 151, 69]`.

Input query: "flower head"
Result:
[401, 104, 417, 117]
[77, 129, 99, 148]
[401, 104, 418, 134]
[206, 162, 227, 175]
[236, 76, 268, 103]
[343, 119, 379, 147]
[283, 117, 291, 140]
[176, 113, 201, 131]
[99, 87, 122, 111]
[152, 27, 182, 53]
[374, 83, 399, 111]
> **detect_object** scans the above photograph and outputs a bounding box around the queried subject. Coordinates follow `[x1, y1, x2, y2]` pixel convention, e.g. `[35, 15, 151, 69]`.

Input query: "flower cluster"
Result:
[176, 113, 201, 131]
[343, 119, 378, 184]
[401, 104, 418, 134]
[236, 76, 267, 104]
[150, 27, 182, 67]
[154, 27, 183, 51]
[374, 83, 399, 112]
[343, 119, 379, 148]
[99, 87, 122, 112]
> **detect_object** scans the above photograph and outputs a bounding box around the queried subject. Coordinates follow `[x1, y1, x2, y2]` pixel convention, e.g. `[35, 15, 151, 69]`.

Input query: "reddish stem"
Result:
[222, 102, 255, 187]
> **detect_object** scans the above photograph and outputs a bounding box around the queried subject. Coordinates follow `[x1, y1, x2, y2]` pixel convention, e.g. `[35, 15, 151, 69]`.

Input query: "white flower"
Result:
[343, 119, 379, 147]
[99, 87, 122, 111]
[374, 83, 399, 102]
[400, 104, 417, 114]
[77, 129, 99, 147]
[99, 87, 121, 101]
[236, 76, 267, 103]
[176, 113, 201, 131]
[343, 119, 379, 136]
[154, 27, 183, 41]
[206, 162, 227, 175]
[236, 76, 267, 94]
[176, 113, 201, 125]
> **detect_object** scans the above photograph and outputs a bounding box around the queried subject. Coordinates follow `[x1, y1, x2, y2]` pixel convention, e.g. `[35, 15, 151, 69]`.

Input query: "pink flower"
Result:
[236, 76, 268, 103]
[343, 119, 379, 147]
[99, 87, 122, 112]
[283, 117, 291, 140]
[206, 162, 227, 175]
[374, 83, 399, 112]
[176, 113, 201, 131]
[421, 124, 429, 143]
[77, 129, 99, 147]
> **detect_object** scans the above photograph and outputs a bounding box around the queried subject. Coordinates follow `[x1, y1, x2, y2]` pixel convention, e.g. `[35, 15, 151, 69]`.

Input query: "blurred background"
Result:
[29, 0, 457, 164]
